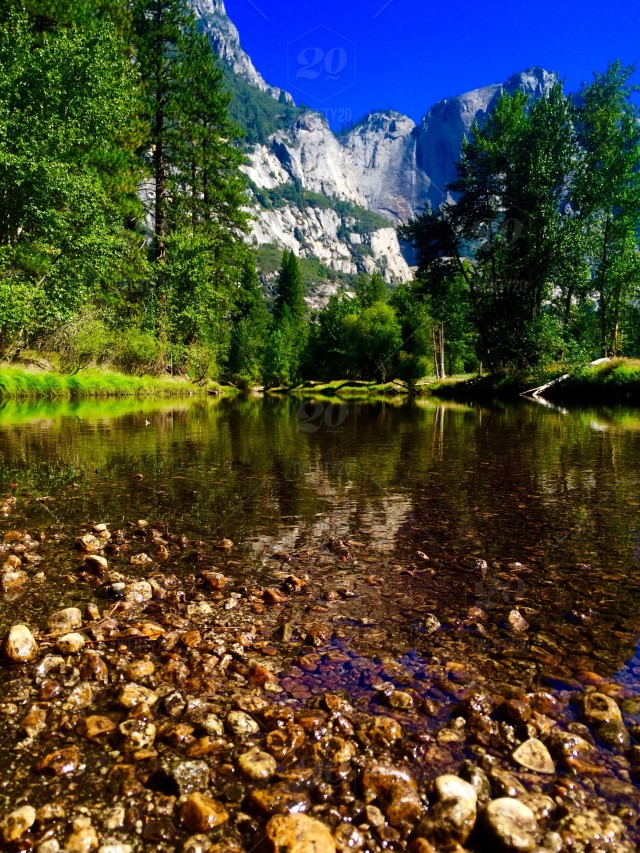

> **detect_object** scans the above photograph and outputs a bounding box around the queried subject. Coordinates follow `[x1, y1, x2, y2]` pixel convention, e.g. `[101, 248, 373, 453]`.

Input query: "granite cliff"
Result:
[193, 0, 556, 289]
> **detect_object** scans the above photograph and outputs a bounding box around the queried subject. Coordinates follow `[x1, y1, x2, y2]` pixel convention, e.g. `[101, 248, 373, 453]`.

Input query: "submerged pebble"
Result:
[3, 624, 38, 662]
[0, 514, 634, 853]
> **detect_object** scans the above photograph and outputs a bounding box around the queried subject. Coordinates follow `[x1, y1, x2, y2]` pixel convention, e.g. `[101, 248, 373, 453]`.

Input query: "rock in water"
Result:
[1, 805, 36, 843]
[180, 794, 228, 833]
[482, 798, 538, 851]
[512, 739, 555, 774]
[579, 692, 622, 726]
[124, 581, 153, 604]
[47, 607, 83, 633]
[260, 814, 336, 853]
[37, 746, 81, 776]
[594, 721, 630, 752]
[506, 610, 529, 633]
[0, 569, 28, 590]
[416, 774, 477, 844]
[238, 748, 277, 781]
[118, 684, 159, 709]
[225, 710, 260, 736]
[3, 624, 38, 663]
[361, 763, 422, 828]
[56, 633, 86, 654]
[75, 534, 104, 553]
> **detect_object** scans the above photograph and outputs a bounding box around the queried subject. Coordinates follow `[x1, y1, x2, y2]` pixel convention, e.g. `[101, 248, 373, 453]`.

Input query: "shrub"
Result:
[48, 315, 116, 374]
[185, 342, 218, 383]
[113, 328, 160, 375]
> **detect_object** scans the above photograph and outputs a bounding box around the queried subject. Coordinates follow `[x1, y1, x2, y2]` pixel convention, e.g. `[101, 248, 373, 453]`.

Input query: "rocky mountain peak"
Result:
[504, 66, 558, 97]
[190, 3, 557, 292]
[417, 66, 558, 207]
[191, 0, 293, 103]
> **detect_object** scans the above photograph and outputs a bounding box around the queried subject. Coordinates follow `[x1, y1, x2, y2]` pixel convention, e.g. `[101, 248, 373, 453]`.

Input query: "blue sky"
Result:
[224, 0, 639, 128]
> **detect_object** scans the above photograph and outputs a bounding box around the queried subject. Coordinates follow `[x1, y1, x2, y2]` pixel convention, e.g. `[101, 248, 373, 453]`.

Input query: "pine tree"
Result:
[131, 0, 188, 263]
[274, 250, 306, 323]
[228, 256, 270, 385]
[131, 0, 251, 374]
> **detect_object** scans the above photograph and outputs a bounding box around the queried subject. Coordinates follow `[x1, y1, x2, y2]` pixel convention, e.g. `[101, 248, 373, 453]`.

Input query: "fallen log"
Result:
[521, 374, 570, 399]
[521, 358, 611, 401]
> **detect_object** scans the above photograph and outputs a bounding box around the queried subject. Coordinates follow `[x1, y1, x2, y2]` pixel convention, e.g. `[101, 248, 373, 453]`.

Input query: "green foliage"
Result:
[0, 4, 145, 353]
[113, 328, 160, 375]
[264, 252, 308, 386]
[573, 61, 640, 357]
[274, 250, 306, 323]
[228, 257, 270, 384]
[304, 294, 356, 379]
[403, 67, 640, 371]
[263, 309, 306, 387]
[355, 272, 388, 308]
[344, 302, 403, 382]
[47, 315, 116, 374]
[302, 273, 434, 385]
[221, 70, 301, 145]
[129, 0, 254, 372]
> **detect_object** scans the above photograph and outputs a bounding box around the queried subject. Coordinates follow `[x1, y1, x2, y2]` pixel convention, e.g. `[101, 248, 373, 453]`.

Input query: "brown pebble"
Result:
[3, 624, 38, 663]
[200, 570, 227, 591]
[1, 805, 36, 843]
[181, 793, 229, 832]
[264, 588, 288, 605]
[37, 746, 81, 776]
[77, 716, 117, 739]
[0, 569, 28, 590]
[260, 813, 335, 853]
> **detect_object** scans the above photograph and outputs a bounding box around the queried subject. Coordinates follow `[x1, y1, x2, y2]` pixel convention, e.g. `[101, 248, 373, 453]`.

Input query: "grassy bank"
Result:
[0, 366, 227, 401]
[430, 373, 531, 402]
[430, 359, 640, 405]
[265, 377, 476, 401]
[289, 380, 409, 399]
[546, 359, 640, 404]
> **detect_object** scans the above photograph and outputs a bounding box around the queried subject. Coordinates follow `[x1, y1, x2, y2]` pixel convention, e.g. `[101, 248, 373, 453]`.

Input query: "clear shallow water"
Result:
[1, 394, 640, 691]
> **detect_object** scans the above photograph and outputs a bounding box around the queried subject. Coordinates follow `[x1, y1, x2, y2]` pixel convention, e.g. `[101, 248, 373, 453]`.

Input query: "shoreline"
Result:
[428, 364, 640, 407]
[4, 363, 640, 409]
[0, 366, 237, 402]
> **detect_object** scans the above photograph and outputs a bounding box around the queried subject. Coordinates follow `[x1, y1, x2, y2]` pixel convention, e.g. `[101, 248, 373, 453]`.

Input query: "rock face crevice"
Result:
[191, 2, 556, 287]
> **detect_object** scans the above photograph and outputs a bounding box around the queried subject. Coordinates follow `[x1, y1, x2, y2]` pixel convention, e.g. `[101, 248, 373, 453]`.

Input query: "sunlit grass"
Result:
[291, 379, 410, 398]
[0, 367, 211, 401]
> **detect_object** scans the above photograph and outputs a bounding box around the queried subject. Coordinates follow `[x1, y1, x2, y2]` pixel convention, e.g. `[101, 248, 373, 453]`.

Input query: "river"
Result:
[1, 393, 640, 849]
[2, 395, 640, 684]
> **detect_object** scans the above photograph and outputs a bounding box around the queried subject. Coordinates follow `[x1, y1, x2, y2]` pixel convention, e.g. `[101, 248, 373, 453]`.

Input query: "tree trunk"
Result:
[599, 215, 612, 358]
[152, 2, 167, 263]
[433, 329, 441, 379]
[611, 274, 623, 356]
[153, 102, 166, 262]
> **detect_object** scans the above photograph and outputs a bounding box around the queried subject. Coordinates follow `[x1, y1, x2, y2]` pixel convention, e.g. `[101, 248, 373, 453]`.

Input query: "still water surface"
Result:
[1, 394, 640, 693]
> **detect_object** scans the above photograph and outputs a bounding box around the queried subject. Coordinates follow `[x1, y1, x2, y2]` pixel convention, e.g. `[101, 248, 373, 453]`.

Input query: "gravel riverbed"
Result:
[0, 514, 638, 852]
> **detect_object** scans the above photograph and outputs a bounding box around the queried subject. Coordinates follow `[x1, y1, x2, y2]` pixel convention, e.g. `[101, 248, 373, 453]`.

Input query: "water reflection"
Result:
[1, 395, 640, 685]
